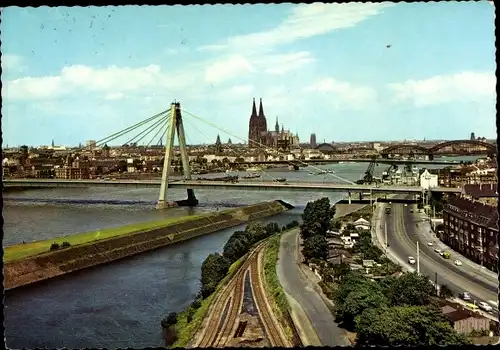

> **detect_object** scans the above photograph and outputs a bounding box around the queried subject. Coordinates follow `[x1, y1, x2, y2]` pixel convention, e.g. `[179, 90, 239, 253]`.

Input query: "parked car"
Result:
[442, 252, 451, 259]
[408, 256, 416, 265]
[427, 242, 433, 246]
[434, 248, 442, 254]
[478, 301, 493, 312]
[459, 292, 471, 301]
[454, 260, 462, 266]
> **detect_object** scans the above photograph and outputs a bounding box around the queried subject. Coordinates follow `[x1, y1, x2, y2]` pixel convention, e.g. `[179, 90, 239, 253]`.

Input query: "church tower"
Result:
[257, 98, 267, 134]
[248, 98, 259, 147]
[275, 117, 279, 133]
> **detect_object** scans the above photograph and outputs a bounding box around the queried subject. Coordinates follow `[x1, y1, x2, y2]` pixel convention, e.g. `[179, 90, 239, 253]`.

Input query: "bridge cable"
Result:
[126, 114, 171, 146]
[182, 116, 280, 182]
[182, 108, 356, 185]
[95, 110, 170, 147]
[147, 119, 171, 147]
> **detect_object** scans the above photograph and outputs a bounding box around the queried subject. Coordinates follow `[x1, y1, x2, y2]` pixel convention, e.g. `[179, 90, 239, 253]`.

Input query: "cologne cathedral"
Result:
[247, 98, 299, 151]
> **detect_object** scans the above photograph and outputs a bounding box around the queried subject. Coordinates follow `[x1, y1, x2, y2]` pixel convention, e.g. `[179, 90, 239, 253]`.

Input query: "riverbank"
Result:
[4, 200, 293, 290]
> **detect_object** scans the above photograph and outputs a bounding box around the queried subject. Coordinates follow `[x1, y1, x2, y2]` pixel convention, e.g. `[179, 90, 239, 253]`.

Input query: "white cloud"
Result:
[261, 51, 315, 75]
[2, 64, 197, 101]
[204, 55, 255, 84]
[199, 3, 393, 53]
[388, 72, 496, 107]
[305, 78, 378, 108]
[2, 53, 27, 73]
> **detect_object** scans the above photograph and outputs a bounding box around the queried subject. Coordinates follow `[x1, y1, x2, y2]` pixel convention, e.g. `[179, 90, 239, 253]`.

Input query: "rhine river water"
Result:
[3, 159, 475, 348]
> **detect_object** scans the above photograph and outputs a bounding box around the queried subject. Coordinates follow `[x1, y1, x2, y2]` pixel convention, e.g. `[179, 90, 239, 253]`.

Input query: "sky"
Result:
[1, 2, 496, 147]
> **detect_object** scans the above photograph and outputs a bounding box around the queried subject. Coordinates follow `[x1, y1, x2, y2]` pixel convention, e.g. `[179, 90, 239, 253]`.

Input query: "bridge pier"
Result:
[157, 102, 198, 210]
[348, 192, 352, 205]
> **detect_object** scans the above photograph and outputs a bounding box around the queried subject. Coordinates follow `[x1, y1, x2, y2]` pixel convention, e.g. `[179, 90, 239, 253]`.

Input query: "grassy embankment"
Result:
[171, 255, 245, 348]
[262, 233, 295, 341]
[4, 213, 209, 263]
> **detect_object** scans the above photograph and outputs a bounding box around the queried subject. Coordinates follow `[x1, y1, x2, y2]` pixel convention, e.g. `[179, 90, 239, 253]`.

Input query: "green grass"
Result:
[262, 233, 294, 342]
[171, 257, 245, 348]
[4, 214, 208, 263]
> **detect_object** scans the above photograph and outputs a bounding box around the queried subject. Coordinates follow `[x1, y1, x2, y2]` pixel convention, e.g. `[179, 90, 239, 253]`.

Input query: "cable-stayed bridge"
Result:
[7, 102, 471, 208]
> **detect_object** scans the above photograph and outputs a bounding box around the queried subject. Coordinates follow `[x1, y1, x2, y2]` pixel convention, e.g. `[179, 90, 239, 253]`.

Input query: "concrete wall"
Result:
[4, 200, 292, 291]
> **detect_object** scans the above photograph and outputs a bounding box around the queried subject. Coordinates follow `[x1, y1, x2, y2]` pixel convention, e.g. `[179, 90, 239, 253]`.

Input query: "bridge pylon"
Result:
[157, 102, 199, 209]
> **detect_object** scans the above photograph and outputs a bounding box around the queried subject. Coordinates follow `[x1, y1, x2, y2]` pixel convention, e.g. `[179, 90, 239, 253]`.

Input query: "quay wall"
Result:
[4, 200, 292, 290]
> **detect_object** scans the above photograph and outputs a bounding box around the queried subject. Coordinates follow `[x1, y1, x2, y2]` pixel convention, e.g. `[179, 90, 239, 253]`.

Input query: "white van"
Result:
[408, 256, 416, 265]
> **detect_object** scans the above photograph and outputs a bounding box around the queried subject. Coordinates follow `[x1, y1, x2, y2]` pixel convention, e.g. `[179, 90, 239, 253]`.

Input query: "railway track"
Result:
[249, 248, 287, 347]
[196, 241, 267, 348]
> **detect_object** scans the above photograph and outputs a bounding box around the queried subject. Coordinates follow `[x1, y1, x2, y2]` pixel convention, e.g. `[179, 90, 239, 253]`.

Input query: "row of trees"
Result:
[333, 271, 470, 346]
[200, 220, 298, 299]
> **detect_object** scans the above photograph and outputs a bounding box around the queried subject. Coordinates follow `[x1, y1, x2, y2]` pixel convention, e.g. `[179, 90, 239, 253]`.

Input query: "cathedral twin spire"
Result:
[251, 98, 266, 118]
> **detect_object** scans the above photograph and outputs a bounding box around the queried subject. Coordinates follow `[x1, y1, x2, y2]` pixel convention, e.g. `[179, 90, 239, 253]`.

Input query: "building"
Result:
[442, 197, 498, 272]
[247, 98, 299, 151]
[310, 133, 317, 148]
[420, 169, 438, 189]
[248, 98, 267, 147]
[462, 183, 498, 206]
[436, 298, 490, 335]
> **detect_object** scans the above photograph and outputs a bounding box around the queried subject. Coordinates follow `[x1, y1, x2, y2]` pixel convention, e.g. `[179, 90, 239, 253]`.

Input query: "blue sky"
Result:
[1, 2, 496, 147]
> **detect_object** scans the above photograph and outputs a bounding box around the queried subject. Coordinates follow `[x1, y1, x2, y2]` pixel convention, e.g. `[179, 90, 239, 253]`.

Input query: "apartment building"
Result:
[442, 197, 498, 272]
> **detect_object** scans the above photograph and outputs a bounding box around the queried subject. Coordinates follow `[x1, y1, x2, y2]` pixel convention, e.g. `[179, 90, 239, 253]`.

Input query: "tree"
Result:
[200, 253, 229, 297]
[438, 284, 454, 299]
[161, 312, 178, 328]
[332, 262, 351, 279]
[331, 220, 342, 231]
[302, 234, 328, 262]
[386, 272, 435, 306]
[223, 231, 251, 264]
[344, 223, 356, 233]
[355, 305, 470, 346]
[339, 285, 389, 330]
[300, 197, 336, 239]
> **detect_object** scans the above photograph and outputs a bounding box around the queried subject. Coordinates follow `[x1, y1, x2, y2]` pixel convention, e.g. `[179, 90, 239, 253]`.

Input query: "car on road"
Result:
[409, 208, 413, 213]
[408, 256, 416, 265]
[454, 260, 462, 266]
[434, 248, 442, 254]
[459, 292, 471, 301]
[427, 242, 433, 246]
[478, 301, 493, 312]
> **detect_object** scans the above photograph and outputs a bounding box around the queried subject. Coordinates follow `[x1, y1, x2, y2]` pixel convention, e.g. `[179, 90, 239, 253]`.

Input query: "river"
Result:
[3, 158, 476, 349]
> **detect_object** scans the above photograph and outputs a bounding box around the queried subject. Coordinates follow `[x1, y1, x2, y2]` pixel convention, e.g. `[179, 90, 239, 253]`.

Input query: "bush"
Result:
[186, 308, 195, 323]
[161, 312, 178, 328]
[61, 241, 71, 248]
[50, 243, 60, 251]
[191, 299, 201, 310]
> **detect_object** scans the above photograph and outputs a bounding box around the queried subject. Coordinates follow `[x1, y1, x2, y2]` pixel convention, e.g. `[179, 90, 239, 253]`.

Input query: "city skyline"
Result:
[2, 2, 496, 147]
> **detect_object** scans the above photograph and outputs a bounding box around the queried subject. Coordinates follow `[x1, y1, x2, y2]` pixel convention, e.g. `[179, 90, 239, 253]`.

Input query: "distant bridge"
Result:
[229, 158, 457, 166]
[379, 140, 497, 159]
[2, 179, 462, 195]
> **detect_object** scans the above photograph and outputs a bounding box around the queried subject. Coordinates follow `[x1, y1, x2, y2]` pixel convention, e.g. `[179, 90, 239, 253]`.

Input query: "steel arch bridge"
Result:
[380, 140, 496, 158]
[429, 140, 497, 156]
[380, 144, 430, 158]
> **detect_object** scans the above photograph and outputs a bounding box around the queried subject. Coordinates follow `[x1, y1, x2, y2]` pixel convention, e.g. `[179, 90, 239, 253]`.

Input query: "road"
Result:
[277, 228, 350, 346]
[382, 198, 498, 313]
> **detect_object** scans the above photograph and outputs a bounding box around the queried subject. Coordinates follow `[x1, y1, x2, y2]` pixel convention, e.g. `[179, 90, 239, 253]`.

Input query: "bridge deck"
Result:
[2, 179, 461, 194]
